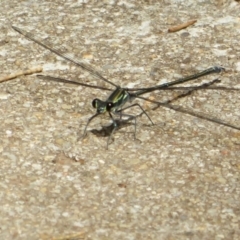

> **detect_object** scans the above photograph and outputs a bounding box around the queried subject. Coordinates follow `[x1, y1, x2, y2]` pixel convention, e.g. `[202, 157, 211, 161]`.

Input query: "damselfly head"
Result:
[92, 98, 100, 108]
[92, 99, 107, 113]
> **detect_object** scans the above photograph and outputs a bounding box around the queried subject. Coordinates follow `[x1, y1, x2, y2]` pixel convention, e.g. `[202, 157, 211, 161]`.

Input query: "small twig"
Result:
[40, 231, 85, 240]
[168, 19, 197, 33]
[0, 66, 43, 83]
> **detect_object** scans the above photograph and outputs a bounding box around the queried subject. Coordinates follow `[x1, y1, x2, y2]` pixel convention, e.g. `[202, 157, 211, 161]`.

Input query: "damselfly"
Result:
[12, 26, 240, 148]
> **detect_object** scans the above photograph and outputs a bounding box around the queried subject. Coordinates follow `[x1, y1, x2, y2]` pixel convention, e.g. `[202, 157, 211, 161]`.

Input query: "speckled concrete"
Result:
[0, 0, 240, 239]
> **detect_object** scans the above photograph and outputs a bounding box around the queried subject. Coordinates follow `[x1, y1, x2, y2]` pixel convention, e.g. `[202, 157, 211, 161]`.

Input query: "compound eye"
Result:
[92, 99, 98, 108]
[106, 102, 113, 112]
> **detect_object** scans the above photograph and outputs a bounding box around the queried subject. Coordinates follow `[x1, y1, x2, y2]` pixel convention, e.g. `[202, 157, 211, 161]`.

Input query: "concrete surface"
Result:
[0, 0, 240, 239]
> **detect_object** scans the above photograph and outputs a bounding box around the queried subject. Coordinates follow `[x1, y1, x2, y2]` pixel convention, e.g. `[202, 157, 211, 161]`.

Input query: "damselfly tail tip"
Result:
[213, 66, 225, 73]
